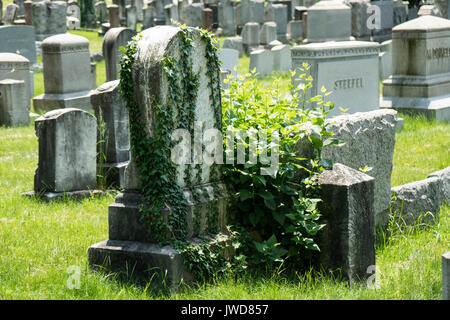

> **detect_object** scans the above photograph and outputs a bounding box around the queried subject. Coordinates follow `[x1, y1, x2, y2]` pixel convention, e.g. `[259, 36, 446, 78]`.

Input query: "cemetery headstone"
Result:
[13, 0, 25, 18]
[103, 27, 135, 82]
[0, 53, 31, 108]
[33, 34, 93, 111]
[265, 3, 288, 42]
[218, 48, 239, 77]
[142, 6, 154, 30]
[249, 48, 273, 76]
[24, 1, 32, 25]
[222, 36, 244, 57]
[241, 22, 260, 54]
[33, 108, 97, 195]
[271, 44, 291, 72]
[95, 1, 108, 24]
[32, 1, 67, 41]
[444, 252, 450, 300]
[126, 2, 137, 30]
[0, 79, 29, 127]
[288, 20, 303, 41]
[109, 4, 120, 28]
[260, 21, 277, 45]
[88, 26, 229, 284]
[304, 0, 353, 43]
[381, 16, 450, 122]
[218, 0, 235, 36]
[202, 8, 213, 32]
[0, 25, 37, 66]
[90, 80, 130, 187]
[292, 41, 380, 116]
[182, 3, 203, 27]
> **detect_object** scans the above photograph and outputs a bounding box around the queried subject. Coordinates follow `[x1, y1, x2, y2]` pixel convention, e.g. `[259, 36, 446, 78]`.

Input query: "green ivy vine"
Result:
[119, 26, 239, 283]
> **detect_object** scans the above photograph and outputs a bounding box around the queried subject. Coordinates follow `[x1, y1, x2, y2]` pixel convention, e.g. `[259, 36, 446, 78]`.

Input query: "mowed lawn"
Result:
[0, 29, 449, 299]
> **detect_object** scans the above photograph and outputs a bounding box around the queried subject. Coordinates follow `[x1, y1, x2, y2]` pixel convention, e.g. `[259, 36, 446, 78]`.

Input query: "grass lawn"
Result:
[1, 29, 449, 300]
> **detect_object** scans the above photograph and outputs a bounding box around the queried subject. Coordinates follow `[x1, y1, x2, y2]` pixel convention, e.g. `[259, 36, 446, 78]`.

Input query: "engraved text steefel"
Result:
[333, 78, 363, 90]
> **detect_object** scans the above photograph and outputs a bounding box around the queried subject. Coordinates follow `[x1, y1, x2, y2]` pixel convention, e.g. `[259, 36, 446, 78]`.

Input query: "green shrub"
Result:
[221, 65, 342, 271]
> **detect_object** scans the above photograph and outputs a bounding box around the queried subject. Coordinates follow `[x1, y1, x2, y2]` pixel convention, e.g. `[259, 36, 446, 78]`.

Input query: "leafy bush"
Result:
[221, 65, 341, 270]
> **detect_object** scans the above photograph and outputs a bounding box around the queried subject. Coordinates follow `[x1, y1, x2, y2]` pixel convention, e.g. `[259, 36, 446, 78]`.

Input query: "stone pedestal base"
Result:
[380, 95, 450, 122]
[33, 90, 94, 112]
[88, 240, 194, 286]
[99, 23, 110, 36]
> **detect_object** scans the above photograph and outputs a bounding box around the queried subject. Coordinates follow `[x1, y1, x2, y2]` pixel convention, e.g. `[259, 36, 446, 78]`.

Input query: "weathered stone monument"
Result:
[90, 80, 130, 187]
[0, 25, 37, 66]
[318, 163, 376, 285]
[4, 4, 18, 24]
[218, 0, 235, 36]
[33, 34, 94, 111]
[218, 48, 239, 77]
[32, 108, 97, 198]
[88, 26, 229, 284]
[291, 41, 380, 116]
[103, 27, 135, 82]
[381, 16, 450, 122]
[0, 79, 29, 127]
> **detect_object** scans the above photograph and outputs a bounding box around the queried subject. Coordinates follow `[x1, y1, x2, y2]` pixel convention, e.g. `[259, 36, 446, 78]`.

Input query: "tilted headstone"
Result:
[103, 27, 135, 82]
[317, 163, 375, 285]
[0, 79, 29, 127]
[381, 16, 450, 122]
[4, 4, 19, 24]
[249, 48, 273, 76]
[34, 108, 97, 193]
[0, 25, 37, 66]
[33, 34, 93, 111]
[32, 1, 67, 41]
[90, 80, 130, 187]
[292, 41, 380, 116]
[88, 26, 229, 284]
[0, 53, 31, 108]
[304, 0, 353, 43]
[13, 0, 25, 18]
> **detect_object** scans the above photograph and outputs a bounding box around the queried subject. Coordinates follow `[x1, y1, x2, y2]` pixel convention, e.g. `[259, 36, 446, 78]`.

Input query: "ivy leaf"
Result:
[239, 189, 253, 201]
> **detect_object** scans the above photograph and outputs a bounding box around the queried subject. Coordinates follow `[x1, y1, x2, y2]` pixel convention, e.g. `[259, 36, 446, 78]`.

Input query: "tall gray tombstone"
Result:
[95, 1, 108, 24]
[0, 25, 37, 66]
[381, 16, 450, 122]
[13, 0, 25, 18]
[182, 3, 204, 27]
[126, 2, 137, 30]
[318, 163, 375, 285]
[0, 79, 29, 127]
[88, 26, 229, 285]
[142, 6, 154, 30]
[33, 108, 97, 195]
[90, 80, 130, 187]
[265, 3, 288, 42]
[103, 27, 135, 82]
[33, 34, 93, 111]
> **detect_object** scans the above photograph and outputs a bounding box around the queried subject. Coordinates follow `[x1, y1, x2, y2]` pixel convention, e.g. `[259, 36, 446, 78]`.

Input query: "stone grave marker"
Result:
[103, 27, 135, 82]
[0, 53, 31, 108]
[88, 26, 229, 284]
[32, 1, 67, 41]
[33, 34, 94, 111]
[4, 4, 19, 24]
[292, 41, 380, 117]
[91, 80, 130, 187]
[218, 0, 235, 36]
[381, 16, 450, 122]
[218, 48, 239, 77]
[0, 79, 29, 127]
[265, 3, 288, 42]
[260, 21, 277, 46]
[32, 108, 97, 198]
[250, 48, 273, 76]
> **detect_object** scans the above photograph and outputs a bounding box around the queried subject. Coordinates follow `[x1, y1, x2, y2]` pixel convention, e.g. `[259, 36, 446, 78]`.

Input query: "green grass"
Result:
[2, 29, 449, 300]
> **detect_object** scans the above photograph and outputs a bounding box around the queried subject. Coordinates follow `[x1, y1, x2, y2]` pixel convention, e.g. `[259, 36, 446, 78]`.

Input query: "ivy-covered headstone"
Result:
[88, 26, 231, 285]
